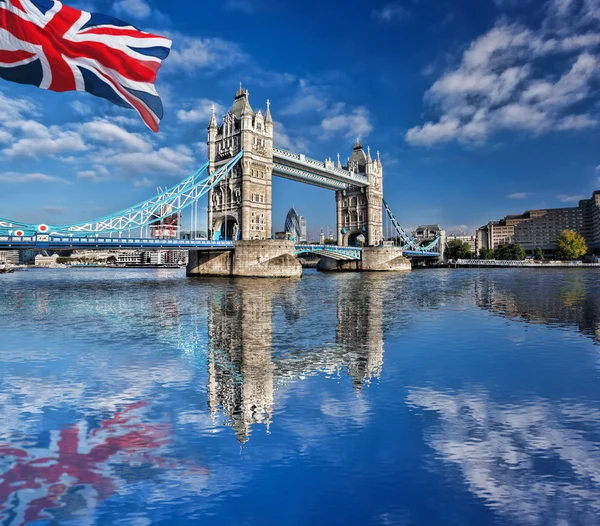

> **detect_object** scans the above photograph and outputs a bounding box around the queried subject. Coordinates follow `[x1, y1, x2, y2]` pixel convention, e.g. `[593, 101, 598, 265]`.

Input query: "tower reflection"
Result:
[206, 275, 386, 442]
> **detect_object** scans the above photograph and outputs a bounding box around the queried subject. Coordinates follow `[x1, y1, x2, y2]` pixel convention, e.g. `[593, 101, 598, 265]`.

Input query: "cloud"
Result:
[101, 145, 196, 176]
[557, 194, 586, 203]
[372, 3, 410, 22]
[134, 177, 154, 188]
[508, 192, 527, 199]
[113, 0, 151, 18]
[42, 206, 66, 214]
[77, 165, 111, 182]
[70, 100, 93, 116]
[165, 36, 246, 74]
[280, 80, 328, 116]
[406, 4, 600, 147]
[321, 106, 373, 140]
[0, 90, 38, 123]
[408, 387, 600, 524]
[177, 99, 225, 124]
[79, 120, 151, 152]
[274, 121, 309, 152]
[0, 172, 69, 184]
[1, 121, 87, 159]
[0, 129, 12, 144]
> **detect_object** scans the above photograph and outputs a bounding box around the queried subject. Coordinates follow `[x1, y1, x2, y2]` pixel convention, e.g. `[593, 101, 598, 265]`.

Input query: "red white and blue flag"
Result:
[0, 0, 172, 132]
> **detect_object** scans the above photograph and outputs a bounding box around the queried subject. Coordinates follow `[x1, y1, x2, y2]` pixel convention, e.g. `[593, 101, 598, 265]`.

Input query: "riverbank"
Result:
[452, 259, 600, 268]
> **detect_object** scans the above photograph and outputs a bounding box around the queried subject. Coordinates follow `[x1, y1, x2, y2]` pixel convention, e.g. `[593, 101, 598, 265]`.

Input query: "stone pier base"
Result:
[317, 246, 411, 272]
[187, 240, 302, 278]
[361, 247, 411, 271]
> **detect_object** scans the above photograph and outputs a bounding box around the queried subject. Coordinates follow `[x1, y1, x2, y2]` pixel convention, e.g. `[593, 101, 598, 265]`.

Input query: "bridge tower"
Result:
[336, 140, 383, 247]
[207, 84, 273, 241]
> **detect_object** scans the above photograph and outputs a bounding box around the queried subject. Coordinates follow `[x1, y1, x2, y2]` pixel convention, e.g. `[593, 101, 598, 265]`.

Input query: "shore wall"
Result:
[187, 240, 302, 278]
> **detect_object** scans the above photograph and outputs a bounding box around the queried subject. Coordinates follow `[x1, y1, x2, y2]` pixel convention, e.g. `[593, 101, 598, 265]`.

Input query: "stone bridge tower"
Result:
[207, 85, 273, 241]
[336, 140, 383, 247]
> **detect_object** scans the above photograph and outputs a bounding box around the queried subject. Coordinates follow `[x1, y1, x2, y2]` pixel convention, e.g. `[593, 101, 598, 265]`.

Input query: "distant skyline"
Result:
[0, 0, 599, 235]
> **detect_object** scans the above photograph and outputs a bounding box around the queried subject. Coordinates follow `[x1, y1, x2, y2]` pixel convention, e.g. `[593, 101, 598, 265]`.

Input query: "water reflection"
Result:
[205, 276, 387, 442]
[407, 388, 600, 525]
[475, 272, 600, 342]
[0, 402, 207, 525]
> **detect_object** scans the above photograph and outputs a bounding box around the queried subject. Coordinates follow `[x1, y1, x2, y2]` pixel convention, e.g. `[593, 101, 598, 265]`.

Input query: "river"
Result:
[1, 268, 599, 525]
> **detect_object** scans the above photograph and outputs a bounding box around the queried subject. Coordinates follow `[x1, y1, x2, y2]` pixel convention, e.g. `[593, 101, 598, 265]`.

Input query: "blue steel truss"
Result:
[382, 198, 440, 255]
[0, 151, 244, 237]
[296, 245, 362, 261]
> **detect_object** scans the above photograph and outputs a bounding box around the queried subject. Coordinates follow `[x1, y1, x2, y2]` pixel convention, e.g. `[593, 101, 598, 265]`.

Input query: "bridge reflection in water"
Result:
[205, 276, 385, 443]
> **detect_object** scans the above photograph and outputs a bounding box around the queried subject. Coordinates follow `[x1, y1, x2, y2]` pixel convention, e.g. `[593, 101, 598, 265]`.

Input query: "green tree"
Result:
[446, 239, 472, 260]
[479, 248, 495, 260]
[556, 230, 587, 260]
[495, 243, 526, 261]
[534, 247, 544, 261]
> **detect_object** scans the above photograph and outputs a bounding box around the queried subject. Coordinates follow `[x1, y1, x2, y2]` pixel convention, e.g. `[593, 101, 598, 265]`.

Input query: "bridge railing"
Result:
[273, 147, 367, 183]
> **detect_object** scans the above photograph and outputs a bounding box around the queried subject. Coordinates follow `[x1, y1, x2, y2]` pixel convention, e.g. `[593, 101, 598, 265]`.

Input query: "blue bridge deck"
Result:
[0, 236, 439, 258]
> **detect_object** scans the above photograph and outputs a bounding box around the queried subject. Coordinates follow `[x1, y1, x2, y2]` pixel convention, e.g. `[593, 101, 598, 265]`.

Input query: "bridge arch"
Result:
[345, 230, 366, 247]
[213, 215, 239, 241]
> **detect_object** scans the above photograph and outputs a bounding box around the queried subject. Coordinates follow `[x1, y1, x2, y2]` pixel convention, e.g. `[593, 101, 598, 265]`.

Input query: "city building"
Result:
[477, 191, 600, 254]
[413, 224, 447, 258]
[0, 251, 19, 265]
[447, 234, 476, 253]
[284, 207, 307, 242]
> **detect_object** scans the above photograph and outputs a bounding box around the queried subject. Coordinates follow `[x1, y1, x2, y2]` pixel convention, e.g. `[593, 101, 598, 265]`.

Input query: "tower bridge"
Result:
[0, 84, 441, 276]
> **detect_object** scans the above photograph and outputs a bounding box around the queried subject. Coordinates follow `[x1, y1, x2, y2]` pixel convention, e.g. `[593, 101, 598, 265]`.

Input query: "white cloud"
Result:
[372, 3, 410, 22]
[321, 106, 373, 140]
[408, 387, 600, 524]
[0, 129, 12, 144]
[101, 145, 195, 176]
[0, 172, 69, 184]
[557, 194, 586, 203]
[1, 121, 87, 159]
[70, 100, 92, 116]
[79, 120, 151, 152]
[0, 90, 38, 123]
[165, 36, 246, 74]
[508, 192, 527, 199]
[77, 165, 110, 182]
[134, 177, 154, 188]
[274, 121, 309, 152]
[280, 80, 327, 116]
[406, 5, 600, 147]
[113, 0, 151, 18]
[177, 99, 225, 124]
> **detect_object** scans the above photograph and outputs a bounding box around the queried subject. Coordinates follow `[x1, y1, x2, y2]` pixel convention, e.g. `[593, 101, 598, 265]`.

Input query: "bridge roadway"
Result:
[0, 236, 438, 258]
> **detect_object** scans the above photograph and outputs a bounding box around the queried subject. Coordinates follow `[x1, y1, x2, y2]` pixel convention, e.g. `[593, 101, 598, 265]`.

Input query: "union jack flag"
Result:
[0, 0, 172, 132]
[0, 401, 209, 525]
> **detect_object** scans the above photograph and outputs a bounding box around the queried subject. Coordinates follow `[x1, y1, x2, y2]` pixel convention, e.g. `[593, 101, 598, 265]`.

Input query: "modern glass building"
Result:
[285, 208, 307, 242]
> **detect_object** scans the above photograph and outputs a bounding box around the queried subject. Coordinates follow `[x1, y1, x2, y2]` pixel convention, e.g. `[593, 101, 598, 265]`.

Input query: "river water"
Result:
[1, 268, 600, 525]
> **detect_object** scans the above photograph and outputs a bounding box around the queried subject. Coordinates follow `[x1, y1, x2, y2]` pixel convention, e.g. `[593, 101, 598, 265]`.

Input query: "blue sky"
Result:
[1, 0, 599, 238]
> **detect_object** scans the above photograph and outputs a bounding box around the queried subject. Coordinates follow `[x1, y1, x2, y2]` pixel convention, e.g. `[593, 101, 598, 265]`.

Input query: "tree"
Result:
[495, 243, 526, 261]
[479, 248, 495, 260]
[556, 230, 587, 260]
[534, 247, 544, 261]
[446, 239, 472, 260]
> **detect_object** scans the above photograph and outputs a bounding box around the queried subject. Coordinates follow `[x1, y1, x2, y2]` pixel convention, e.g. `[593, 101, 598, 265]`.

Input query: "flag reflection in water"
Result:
[0, 401, 207, 525]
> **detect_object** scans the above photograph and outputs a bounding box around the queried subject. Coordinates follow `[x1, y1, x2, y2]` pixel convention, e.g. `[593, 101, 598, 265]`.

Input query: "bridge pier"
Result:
[187, 240, 301, 278]
[317, 246, 410, 272]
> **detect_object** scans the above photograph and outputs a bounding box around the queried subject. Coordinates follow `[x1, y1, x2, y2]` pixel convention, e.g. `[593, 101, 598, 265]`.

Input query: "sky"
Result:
[1, 0, 600, 238]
